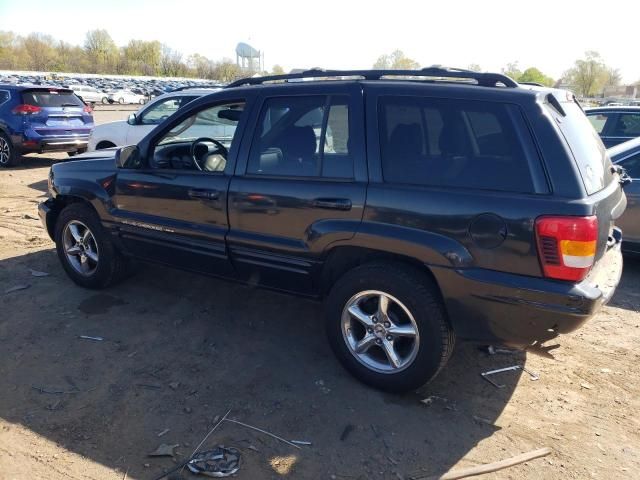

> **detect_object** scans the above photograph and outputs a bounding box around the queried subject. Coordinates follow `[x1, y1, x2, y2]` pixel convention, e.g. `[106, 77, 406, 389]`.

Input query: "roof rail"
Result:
[170, 84, 223, 92]
[226, 67, 519, 89]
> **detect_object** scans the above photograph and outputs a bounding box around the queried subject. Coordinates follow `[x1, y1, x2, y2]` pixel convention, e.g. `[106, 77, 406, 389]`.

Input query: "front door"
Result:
[227, 85, 367, 294]
[112, 98, 249, 277]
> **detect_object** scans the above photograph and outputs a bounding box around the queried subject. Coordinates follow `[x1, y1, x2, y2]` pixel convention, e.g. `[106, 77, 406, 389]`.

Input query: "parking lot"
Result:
[0, 106, 639, 479]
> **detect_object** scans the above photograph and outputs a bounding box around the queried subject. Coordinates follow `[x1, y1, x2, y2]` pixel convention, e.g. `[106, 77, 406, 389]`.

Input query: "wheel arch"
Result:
[319, 246, 443, 300]
[46, 195, 102, 240]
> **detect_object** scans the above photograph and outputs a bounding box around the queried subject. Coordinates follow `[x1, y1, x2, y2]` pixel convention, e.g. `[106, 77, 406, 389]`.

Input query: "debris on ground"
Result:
[410, 447, 552, 480]
[148, 443, 180, 457]
[79, 335, 104, 341]
[169, 382, 180, 390]
[224, 418, 301, 450]
[158, 429, 170, 437]
[290, 440, 312, 446]
[29, 269, 50, 277]
[481, 365, 539, 389]
[5, 284, 30, 294]
[187, 446, 241, 477]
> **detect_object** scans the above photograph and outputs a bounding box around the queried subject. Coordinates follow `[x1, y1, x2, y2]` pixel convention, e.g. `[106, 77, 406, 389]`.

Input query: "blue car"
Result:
[0, 85, 94, 167]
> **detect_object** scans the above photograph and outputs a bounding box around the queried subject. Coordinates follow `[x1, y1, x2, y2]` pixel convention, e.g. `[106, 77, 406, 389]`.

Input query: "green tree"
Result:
[213, 59, 241, 82]
[84, 29, 118, 73]
[373, 49, 420, 70]
[518, 67, 554, 86]
[271, 64, 285, 75]
[563, 51, 609, 97]
[502, 61, 522, 81]
[123, 40, 161, 75]
[22, 33, 57, 71]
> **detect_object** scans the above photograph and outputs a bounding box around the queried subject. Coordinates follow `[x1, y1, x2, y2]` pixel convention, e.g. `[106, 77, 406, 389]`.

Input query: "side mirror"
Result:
[127, 113, 137, 125]
[115, 145, 140, 169]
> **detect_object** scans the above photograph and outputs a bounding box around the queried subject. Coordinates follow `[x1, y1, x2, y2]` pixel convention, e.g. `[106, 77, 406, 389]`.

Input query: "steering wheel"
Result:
[189, 137, 228, 171]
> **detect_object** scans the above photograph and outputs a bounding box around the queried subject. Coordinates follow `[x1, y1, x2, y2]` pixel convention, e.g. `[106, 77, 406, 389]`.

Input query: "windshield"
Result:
[159, 103, 244, 146]
[22, 90, 84, 107]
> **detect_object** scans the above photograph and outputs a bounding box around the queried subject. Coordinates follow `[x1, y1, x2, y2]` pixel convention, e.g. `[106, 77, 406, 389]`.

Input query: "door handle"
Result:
[312, 198, 352, 211]
[188, 189, 220, 200]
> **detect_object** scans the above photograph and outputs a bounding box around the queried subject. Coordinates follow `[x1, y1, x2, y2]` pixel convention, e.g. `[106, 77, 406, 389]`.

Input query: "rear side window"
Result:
[22, 90, 84, 107]
[553, 101, 613, 195]
[0, 90, 9, 106]
[611, 113, 640, 137]
[248, 95, 353, 178]
[378, 96, 536, 193]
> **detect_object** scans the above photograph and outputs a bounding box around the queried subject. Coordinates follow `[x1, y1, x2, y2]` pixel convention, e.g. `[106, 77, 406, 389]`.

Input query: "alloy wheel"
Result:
[0, 137, 10, 165]
[62, 220, 99, 276]
[341, 290, 420, 373]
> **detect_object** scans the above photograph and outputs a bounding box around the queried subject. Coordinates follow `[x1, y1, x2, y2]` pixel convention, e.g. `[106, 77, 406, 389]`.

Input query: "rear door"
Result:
[21, 88, 92, 139]
[227, 84, 367, 294]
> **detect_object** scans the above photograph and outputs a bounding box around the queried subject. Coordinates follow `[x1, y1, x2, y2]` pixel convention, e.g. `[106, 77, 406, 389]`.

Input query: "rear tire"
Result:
[118, 98, 125, 104]
[325, 262, 455, 392]
[0, 132, 20, 168]
[102, 97, 109, 104]
[55, 203, 130, 289]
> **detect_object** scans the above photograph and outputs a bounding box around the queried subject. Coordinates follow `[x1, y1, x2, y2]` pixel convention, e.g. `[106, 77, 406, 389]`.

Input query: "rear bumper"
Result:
[20, 136, 89, 153]
[432, 239, 623, 347]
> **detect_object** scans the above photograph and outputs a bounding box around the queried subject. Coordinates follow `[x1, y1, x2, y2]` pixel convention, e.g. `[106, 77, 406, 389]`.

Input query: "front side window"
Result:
[140, 96, 195, 125]
[152, 101, 245, 172]
[247, 95, 352, 178]
[378, 96, 535, 193]
[612, 114, 640, 137]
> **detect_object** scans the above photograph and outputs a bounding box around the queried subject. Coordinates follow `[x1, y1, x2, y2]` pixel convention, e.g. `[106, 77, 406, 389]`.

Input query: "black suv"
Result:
[39, 68, 627, 392]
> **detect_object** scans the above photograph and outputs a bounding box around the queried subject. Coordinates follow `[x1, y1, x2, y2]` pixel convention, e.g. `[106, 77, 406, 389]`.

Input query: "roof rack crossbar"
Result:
[226, 67, 518, 89]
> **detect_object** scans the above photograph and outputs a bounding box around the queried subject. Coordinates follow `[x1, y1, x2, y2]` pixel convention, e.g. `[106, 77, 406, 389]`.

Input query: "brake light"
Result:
[83, 105, 93, 113]
[535, 216, 598, 282]
[12, 104, 41, 115]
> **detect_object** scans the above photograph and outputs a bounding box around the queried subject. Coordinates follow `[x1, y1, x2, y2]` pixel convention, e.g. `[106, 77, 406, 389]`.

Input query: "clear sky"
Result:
[1, 0, 638, 82]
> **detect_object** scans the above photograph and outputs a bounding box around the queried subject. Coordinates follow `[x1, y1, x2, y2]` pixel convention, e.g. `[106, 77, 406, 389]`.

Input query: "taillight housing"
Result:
[12, 104, 41, 115]
[535, 216, 598, 282]
[83, 105, 93, 113]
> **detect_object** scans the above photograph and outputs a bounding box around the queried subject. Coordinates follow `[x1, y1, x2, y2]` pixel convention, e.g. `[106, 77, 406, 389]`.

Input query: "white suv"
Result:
[88, 88, 220, 151]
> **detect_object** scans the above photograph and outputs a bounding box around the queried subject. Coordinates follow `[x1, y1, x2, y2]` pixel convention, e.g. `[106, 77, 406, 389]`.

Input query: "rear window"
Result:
[554, 100, 613, 195]
[21, 90, 84, 108]
[378, 96, 537, 193]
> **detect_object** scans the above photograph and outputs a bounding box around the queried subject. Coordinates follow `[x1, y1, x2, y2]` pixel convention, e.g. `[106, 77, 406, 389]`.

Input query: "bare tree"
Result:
[84, 29, 118, 73]
[161, 45, 184, 77]
[22, 33, 57, 71]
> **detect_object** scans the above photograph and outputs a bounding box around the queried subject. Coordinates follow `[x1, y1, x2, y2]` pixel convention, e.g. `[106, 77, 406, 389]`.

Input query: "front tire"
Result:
[102, 97, 109, 104]
[325, 262, 454, 392]
[0, 133, 21, 167]
[55, 203, 130, 289]
[118, 97, 125, 104]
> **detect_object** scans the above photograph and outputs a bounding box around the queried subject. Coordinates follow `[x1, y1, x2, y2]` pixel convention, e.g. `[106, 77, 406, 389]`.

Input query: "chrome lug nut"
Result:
[384, 321, 391, 328]
[386, 335, 393, 341]
[375, 339, 382, 345]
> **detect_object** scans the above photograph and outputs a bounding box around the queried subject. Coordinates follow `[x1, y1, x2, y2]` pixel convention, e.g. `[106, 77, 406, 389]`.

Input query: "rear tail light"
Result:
[535, 216, 598, 282]
[83, 105, 93, 113]
[12, 104, 42, 115]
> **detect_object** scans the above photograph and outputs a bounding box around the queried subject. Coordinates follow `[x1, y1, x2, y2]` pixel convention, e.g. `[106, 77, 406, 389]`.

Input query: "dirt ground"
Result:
[0, 107, 639, 479]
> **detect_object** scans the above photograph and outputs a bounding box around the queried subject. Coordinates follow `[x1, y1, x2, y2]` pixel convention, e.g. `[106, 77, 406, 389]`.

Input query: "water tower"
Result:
[236, 42, 263, 74]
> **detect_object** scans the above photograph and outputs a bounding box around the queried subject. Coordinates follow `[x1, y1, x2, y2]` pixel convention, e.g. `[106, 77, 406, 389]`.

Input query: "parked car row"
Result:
[0, 72, 215, 104]
[37, 68, 629, 392]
